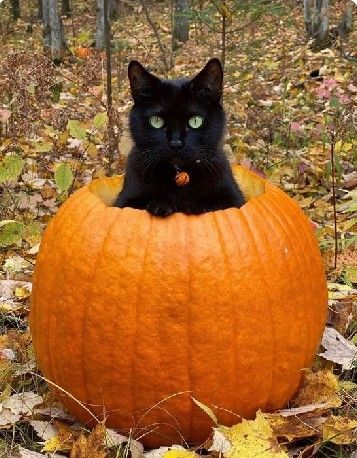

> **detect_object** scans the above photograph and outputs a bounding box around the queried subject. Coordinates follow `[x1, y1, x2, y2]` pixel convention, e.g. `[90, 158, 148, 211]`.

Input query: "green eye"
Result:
[188, 115, 204, 129]
[149, 116, 164, 129]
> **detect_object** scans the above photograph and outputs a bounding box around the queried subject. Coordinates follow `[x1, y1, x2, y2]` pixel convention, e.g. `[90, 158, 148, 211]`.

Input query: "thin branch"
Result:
[330, 133, 338, 269]
[139, 0, 169, 71]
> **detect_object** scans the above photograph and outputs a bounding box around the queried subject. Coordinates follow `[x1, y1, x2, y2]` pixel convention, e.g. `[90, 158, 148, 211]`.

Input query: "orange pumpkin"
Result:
[30, 165, 327, 447]
[73, 47, 93, 59]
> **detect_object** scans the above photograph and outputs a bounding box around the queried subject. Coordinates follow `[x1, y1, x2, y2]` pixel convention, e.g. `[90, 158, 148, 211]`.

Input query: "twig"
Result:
[139, 0, 169, 72]
[330, 132, 338, 269]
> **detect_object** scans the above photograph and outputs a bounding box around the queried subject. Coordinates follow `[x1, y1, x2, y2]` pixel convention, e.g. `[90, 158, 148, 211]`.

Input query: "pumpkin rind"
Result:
[30, 165, 327, 447]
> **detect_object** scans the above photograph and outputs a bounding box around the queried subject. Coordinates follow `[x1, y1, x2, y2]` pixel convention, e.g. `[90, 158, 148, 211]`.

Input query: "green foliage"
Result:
[67, 119, 87, 140]
[34, 142, 53, 153]
[54, 163, 74, 193]
[93, 112, 108, 129]
[0, 220, 25, 247]
[0, 155, 24, 183]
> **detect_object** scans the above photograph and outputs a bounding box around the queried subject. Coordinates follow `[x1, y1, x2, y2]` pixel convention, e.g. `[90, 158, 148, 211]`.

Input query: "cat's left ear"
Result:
[190, 58, 223, 103]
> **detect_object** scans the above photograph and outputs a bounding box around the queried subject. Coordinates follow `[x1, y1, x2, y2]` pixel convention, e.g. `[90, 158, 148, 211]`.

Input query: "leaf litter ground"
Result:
[0, 1, 356, 457]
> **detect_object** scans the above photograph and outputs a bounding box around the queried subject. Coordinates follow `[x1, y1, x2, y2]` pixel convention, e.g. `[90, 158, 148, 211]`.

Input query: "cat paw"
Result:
[146, 201, 176, 217]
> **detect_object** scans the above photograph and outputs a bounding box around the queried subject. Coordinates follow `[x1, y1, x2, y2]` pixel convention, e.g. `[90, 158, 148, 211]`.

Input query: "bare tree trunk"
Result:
[109, 0, 119, 20]
[96, 0, 106, 49]
[62, 0, 71, 16]
[304, 0, 329, 43]
[338, 5, 353, 37]
[38, 0, 43, 19]
[11, 0, 21, 21]
[173, 0, 190, 50]
[42, 0, 51, 49]
[48, 0, 66, 61]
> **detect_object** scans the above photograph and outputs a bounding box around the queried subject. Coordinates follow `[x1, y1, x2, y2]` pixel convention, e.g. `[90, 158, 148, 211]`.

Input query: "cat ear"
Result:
[190, 58, 223, 102]
[128, 61, 160, 103]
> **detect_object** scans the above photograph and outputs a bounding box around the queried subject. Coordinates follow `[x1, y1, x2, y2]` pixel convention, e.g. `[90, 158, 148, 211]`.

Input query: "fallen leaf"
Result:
[278, 403, 332, 416]
[322, 415, 357, 445]
[218, 412, 288, 457]
[319, 327, 357, 370]
[16, 446, 64, 457]
[163, 450, 198, 458]
[3, 392, 43, 416]
[30, 420, 58, 441]
[41, 420, 79, 453]
[144, 445, 185, 458]
[265, 412, 326, 442]
[70, 423, 107, 458]
[293, 370, 341, 408]
[209, 429, 231, 454]
[0, 407, 21, 428]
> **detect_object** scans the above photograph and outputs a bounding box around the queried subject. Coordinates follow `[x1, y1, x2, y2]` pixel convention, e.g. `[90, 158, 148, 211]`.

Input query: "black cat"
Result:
[114, 58, 245, 217]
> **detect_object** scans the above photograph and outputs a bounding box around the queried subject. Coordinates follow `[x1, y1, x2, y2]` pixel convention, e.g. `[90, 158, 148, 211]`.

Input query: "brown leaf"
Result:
[70, 423, 107, 458]
[265, 412, 326, 442]
[293, 370, 341, 408]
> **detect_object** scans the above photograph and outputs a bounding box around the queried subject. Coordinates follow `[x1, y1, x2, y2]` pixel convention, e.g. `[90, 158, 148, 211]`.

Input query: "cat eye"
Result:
[149, 116, 164, 129]
[188, 116, 204, 129]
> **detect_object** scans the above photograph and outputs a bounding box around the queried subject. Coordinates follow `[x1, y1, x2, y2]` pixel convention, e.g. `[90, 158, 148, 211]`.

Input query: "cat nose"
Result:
[169, 139, 183, 149]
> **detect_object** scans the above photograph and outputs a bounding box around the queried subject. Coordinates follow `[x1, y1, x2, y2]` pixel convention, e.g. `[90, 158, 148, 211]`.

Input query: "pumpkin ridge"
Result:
[251, 196, 303, 406]
[267, 190, 327, 347]
[46, 198, 102, 396]
[185, 215, 194, 441]
[30, 190, 89, 362]
[212, 211, 238, 413]
[221, 210, 245, 412]
[240, 207, 276, 411]
[82, 210, 120, 413]
[132, 214, 154, 431]
[258, 193, 313, 371]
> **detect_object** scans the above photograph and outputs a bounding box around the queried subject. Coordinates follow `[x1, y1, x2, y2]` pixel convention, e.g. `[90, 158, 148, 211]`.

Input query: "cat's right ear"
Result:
[128, 61, 160, 103]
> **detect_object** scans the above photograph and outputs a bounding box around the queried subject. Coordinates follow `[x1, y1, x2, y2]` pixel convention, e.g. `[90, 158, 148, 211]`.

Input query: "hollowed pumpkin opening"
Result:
[88, 165, 266, 207]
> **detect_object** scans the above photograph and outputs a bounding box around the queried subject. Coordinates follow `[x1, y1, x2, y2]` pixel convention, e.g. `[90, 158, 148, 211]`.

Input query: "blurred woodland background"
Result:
[0, 0, 356, 457]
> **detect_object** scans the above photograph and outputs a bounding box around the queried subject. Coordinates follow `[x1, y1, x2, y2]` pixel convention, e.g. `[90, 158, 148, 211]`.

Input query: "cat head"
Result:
[127, 59, 225, 166]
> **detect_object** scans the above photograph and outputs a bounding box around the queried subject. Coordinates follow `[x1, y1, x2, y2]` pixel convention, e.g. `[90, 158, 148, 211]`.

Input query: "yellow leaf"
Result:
[293, 370, 341, 408]
[164, 450, 198, 458]
[220, 412, 288, 458]
[323, 415, 357, 445]
[14, 286, 31, 299]
[41, 421, 78, 453]
[42, 436, 69, 453]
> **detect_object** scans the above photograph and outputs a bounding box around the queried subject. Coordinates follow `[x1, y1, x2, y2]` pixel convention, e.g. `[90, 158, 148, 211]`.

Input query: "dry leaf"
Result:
[293, 370, 341, 408]
[265, 412, 326, 442]
[70, 423, 107, 458]
[322, 415, 357, 445]
[144, 445, 185, 458]
[30, 420, 58, 441]
[163, 450, 198, 458]
[41, 420, 80, 453]
[278, 404, 330, 416]
[105, 429, 143, 458]
[3, 392, 43, 416]
[218, 412, 288, 457]
[319, 327, 357, 370]
[0, 407, 21, 428]
[16, 447, 64, 457]
[209, 429, 231, 454]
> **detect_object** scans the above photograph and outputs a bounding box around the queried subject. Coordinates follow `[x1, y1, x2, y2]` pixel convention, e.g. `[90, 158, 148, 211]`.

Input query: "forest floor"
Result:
[0, 1, 356, 457]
